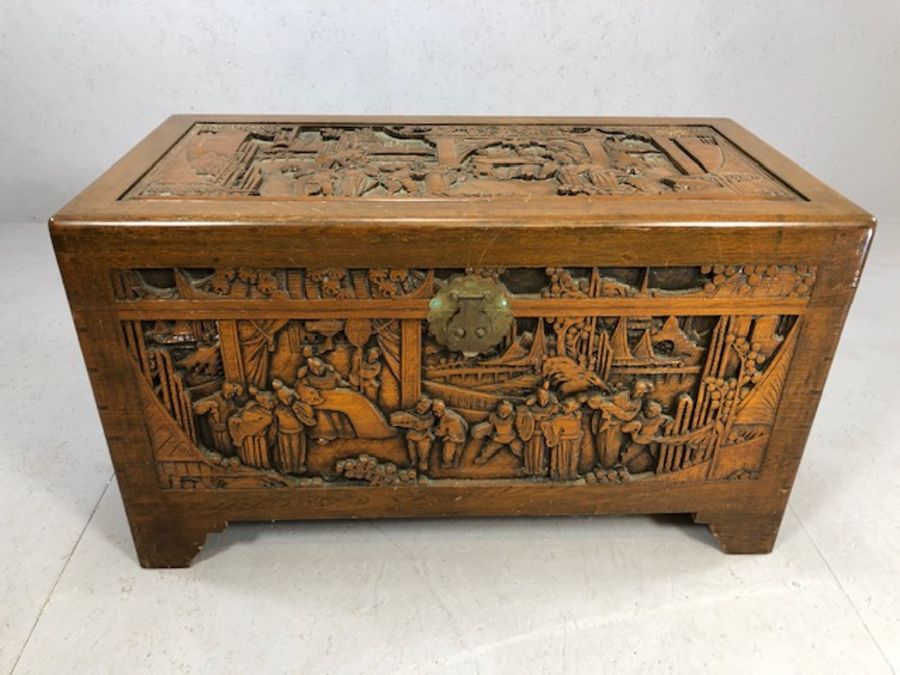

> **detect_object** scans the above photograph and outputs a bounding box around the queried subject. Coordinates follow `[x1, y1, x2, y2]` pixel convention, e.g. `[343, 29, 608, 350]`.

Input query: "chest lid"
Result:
[52, 115, 869, 226]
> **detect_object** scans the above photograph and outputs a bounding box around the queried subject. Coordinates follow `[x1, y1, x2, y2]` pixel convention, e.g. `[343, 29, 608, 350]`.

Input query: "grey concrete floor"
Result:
[1, 221, 897, 674]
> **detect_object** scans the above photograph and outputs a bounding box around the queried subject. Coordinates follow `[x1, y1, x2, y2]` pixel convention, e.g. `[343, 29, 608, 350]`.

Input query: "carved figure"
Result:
[390, 396, 436, 471]
[473, 400, 524, 465]
[587, 380, 654, 469]
[515, 384, 560, 477]
[355, 346, 383, 400]
[297, 357, 354, 440]
[378, 162, 425, 196]
[192, 381, 244, 454]
[293, 344, 316, 381]
[302, 356, 347, 390]
[295, 168, 336, 196]
[228, 386, 276, 468]
[432, 399, 469, 468]
[620, 400, 673, 474]
[543, 397, 584, 481]
[272, 380, 317, 474]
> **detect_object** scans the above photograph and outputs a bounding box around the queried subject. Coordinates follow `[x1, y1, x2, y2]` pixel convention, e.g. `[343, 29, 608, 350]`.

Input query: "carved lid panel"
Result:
[124, 122, 800, 202]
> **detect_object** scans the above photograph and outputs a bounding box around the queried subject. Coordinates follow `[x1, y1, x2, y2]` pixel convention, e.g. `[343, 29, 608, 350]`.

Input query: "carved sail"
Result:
[481, 318, 546, 368]
[138, 367, 202, 462]
[632, 331, 656, 361]
[733, 322, 799, 426]
[610, 318, 633, 361]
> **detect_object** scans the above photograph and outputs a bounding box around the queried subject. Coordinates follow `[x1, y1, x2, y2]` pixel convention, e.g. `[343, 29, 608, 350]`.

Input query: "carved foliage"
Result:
[113, 268, 433, 301]
[114, 265, 817, 302]
[540, 265, 818, 299]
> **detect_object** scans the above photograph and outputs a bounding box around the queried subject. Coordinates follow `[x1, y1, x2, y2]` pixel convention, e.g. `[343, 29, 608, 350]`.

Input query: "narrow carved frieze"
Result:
[112, 265, 816, 302]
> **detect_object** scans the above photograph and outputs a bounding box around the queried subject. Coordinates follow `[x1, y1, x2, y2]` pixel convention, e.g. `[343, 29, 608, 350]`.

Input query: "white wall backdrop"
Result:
[1, 0, 898, 222]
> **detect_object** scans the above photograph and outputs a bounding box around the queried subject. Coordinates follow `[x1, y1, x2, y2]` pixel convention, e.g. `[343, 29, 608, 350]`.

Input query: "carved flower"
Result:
[256, 270, 279, 296]
[702, 264, 744, 295]
[209, 268, 236, 295]
[368, 269, 397, 298]
[543, 267, 588, 298]
[237, 267, 258, 284]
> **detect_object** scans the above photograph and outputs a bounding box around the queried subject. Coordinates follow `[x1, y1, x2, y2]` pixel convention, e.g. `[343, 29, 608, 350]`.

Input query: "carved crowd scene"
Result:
[124, 123, 800, 201]
[117, 265, 809, 490]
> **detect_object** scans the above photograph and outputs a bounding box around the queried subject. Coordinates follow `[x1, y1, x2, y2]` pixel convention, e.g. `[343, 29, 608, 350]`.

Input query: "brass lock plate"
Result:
[426, 275, 514, 356]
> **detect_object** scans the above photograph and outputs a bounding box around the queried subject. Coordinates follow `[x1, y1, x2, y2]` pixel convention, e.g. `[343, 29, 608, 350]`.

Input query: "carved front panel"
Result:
[114, 266, 812, 489]
[123, 123, 801, 201]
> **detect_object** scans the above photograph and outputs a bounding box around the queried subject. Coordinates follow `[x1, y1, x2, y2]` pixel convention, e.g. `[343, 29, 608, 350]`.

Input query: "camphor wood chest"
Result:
[51, 116, 874, 567]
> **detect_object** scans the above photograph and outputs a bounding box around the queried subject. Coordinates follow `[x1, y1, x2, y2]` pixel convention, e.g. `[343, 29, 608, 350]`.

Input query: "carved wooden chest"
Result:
[51, 116, 874, 567]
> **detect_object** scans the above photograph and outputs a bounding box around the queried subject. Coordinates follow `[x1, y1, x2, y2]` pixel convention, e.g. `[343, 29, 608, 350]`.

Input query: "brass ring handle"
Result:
[426, 274, 514, 357]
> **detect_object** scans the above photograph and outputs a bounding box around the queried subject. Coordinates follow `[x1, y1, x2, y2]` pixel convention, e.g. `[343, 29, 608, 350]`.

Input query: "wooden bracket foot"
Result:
[129, 512, 227, 568]
[693, 511, 786, 554]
